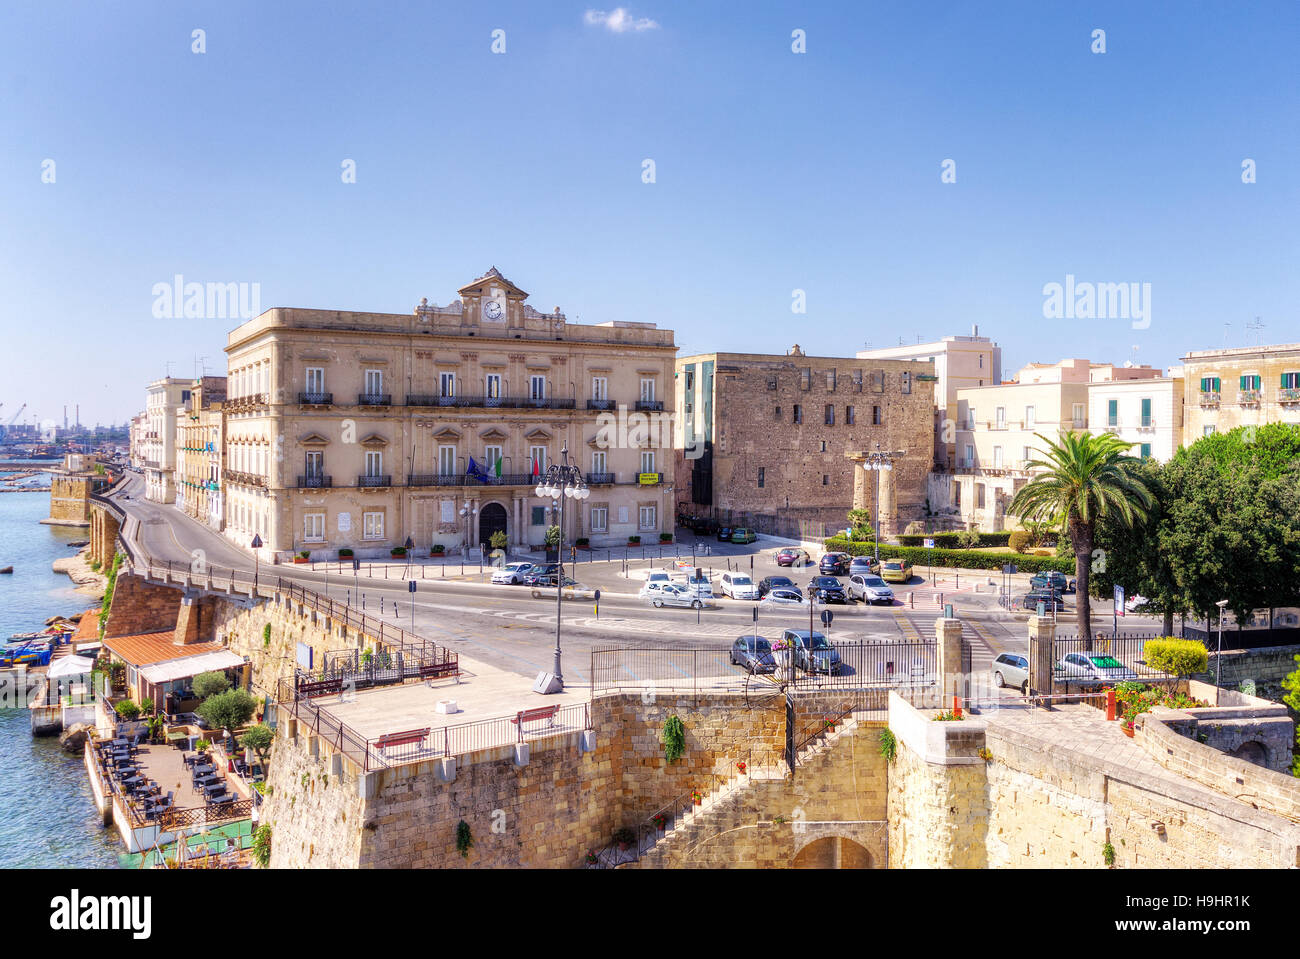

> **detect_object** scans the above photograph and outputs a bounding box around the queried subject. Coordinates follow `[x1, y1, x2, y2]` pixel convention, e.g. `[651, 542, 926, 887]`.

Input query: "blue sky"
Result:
[1, 1, 1296, 425]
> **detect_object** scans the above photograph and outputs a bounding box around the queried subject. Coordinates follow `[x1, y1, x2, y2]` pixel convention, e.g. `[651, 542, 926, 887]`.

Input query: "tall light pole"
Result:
[1215, 598, 1229, 705]
[535, 444, 589, 691]
[861, 447, 900, 567]
[459, 502, 477, 557]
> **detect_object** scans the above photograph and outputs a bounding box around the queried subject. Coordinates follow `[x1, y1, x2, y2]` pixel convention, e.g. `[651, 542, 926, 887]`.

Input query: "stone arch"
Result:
[479, 501, 508, 548]
[792, 835, 874, 869]
[1228, 740, 1268, 767]
[789, 822, 886, 868]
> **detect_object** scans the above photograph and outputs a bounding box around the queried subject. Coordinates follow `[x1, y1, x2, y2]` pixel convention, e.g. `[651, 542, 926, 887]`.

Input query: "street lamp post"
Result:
[535, 444, 589, 691]
[459, 502, 477, 571]
[1215, 599, 1229, 705]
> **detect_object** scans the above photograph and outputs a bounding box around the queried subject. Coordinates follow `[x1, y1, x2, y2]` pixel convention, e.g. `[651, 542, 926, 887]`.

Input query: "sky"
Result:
[1, 1, 1297, 426]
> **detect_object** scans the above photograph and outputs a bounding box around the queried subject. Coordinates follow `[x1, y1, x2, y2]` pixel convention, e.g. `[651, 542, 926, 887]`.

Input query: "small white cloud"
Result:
[584, 8, 659, 33]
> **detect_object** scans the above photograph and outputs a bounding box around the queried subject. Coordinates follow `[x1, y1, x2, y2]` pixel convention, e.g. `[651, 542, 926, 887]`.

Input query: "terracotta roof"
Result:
[104, 631, 226, 667]
[72, 609, 101, 643]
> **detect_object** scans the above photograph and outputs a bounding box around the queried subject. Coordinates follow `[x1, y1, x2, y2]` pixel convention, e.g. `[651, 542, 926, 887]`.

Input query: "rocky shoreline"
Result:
[52, 547, 107, 599]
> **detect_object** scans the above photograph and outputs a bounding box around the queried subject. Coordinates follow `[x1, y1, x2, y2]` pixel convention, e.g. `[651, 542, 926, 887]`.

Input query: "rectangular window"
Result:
[591, 451, 607, 474]
[872, 371, 885, 393]
[365, 451, 382, 477]
[530, 445, 547, 473]
[767, 375, 778, 390]
[530, 375, 546, 400]
[1072, 403, 1086, 425]
[305, 451, 322, 478]
[824, 404, 835, 425]
[1024, 405, 1035, 428]
[639, 378, 655, 403]
[485, 373, 501, 399]
[852, 370, 863, 392]
[531, 506, 546, 526]
[592, 376, 608, 401]
[995, 407, 1006, 429]
[976, 484, 986, 509]
[1239, 374, 1260, 391]
[639, 505, 657, 531]
[640, 451, 656, 474]
[305, 367, 324, 394]
[993, 446, 1003, 468]
[1203, 425, 1216, 437]
[1140, 397, 1152, 426]
[846, 406, 855, 425]
[968, 407, 976, 431]
[590, 507, 608, 532]
[901, 371, 911, 394]
[774, 406, 782, 420]
[964, 444, 974, 467]
[1107, 399, 1118, 427]
[1022, 446, 1031, 465]
[438, 445, 456, 476]
[365, 369, 383, 394]
[1282, 372, 1300, 389]
[757, 467, 765, 488]
[1140, 443, 1151, 459]
[303, 513, 325, 542]
[440, 371, 456, 398]
[1200, 377, 1221, 393]
[363, 511, 384, 540]
[484, 445, 502, 471]
[822, 474, 829, 486]
[825, 370, 836, 391]
[793, 404, 802, 424]
[800, 368, 811, 391]
[872, 405, 882, 426]
[685, 371, 694, 391]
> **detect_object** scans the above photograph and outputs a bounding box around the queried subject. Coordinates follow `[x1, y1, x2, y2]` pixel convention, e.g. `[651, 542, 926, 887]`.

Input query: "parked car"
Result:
[1124, 594, 1149, 613]
[640, 570, 673, 594]
[529, 577, 594, 599]
[991, 652, 1029, 692]
[1030, 571, 1075, 593]
[1055, 651, 1137, 682]
[847, 573, 894, 605]
[806, 576, 848, 604]
[649, 584, 711, 609]
[730, 528, 758, 544]
[730, 635, 776, 674]
[491, 562, 534, 585]
[848, 555, 879, 575]
[1022, 590, 1066, 612]
[761, 587, 807, 607]
[783, 629, 841, 675]
[818, 552, 850, 575]
[521, 563, 561, 586]
[716, 526, 733, 542]
[758, 575, 798, 598]
[879, 558, 914, 584]
[719, 572, 759, 600]
[775, 547, 811, 567]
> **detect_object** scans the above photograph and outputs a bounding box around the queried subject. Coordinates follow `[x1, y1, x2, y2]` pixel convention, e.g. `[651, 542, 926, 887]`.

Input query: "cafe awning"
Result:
[48, 655, 95, 679]
[138, 649, 245, 685]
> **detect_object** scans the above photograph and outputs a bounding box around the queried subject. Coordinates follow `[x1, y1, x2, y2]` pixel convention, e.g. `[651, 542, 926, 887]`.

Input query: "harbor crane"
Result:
[0, 403, 26, 442]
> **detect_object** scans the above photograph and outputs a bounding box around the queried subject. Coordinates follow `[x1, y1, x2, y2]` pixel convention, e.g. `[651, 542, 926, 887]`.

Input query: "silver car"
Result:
[991, 652, 1029, 692]
[1055, 651, 1138, 682]
[760, 587, 807, 607]
[847, 573, 894, 605]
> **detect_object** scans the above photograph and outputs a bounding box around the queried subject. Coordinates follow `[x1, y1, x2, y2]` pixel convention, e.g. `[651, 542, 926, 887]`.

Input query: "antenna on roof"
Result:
[1247, 315, 1265, 345]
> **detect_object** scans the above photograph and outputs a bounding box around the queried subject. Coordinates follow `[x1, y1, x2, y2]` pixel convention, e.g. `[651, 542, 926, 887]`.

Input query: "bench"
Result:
[511, 705, 559, 729]
[416, 661, 459, 681]
[374, 727, 430, 752]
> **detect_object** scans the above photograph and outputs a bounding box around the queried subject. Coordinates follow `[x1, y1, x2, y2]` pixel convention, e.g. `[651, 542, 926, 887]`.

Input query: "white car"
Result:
[760, 587, 807, 607]
[649, 584, 713, 609]
[719, 572, 759, 600]
[1124, 594, 1149, 613]
[491, 562, 534, 585]
[847, 573, 894, 605]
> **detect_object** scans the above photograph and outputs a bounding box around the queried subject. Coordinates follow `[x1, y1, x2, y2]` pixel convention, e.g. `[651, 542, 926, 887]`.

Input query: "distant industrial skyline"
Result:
[3, 1, 1296, 424]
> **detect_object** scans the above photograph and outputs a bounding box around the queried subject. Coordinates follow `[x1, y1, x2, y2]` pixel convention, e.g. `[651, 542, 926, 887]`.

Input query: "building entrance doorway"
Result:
[479, 502, 508, 549]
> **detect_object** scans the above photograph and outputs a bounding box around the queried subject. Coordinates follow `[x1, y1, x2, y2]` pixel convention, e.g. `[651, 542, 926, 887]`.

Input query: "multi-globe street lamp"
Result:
[534, 444, 589, 690]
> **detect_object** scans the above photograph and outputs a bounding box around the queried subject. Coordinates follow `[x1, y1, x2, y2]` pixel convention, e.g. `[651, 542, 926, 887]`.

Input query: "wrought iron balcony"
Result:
[1237, 389, 1261, 406]
[586, 472, 615, 485]
[404, 394, 576, 410]
[1198, 391, 1220, 407]
[357, 393, 392, 406]
[635, 400, 665, 412]
[1281, 388, 1300, 405]
[296, 475, 332, 489]
[407, 473, 537, 488]
[356, 475, 392, 488]
[299, 392, 333, 406]
[587, 399, 616, 411]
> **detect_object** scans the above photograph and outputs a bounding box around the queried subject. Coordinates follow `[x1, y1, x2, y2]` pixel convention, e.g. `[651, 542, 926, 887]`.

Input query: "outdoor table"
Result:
[195, 773, 220, 788]
[193, 763, 215, 775]
[121, 775, 143, 787]
[209, 793, 234, 806]
[204, 782, 227, 798]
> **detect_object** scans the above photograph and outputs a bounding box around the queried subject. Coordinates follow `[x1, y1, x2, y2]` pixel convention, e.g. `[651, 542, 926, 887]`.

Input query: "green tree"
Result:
[1144, 638, 1208, 679]
[193, 670, 231, 699]
[544, 525, 561, 549]
[196, 688, 257, 732]
[847, 509, 873, 540]
[240, 723, 274, 769]
[489, 530, 508, 550]
[1008, 431, 1154, 646]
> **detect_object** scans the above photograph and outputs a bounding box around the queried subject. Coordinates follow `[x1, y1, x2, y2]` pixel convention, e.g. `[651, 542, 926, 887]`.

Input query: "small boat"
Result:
[0, 640, 52, 668]
[0, 566, 12, 574]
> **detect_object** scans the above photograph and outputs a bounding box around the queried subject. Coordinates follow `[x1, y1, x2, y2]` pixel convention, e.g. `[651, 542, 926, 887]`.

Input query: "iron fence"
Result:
[1052, 633, 1173, 681]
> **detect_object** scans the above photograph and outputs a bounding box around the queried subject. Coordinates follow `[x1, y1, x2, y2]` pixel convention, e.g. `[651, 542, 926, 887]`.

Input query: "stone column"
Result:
[1027, 615, 1057, 696]
[845, 453, 869, 512]
[880, 465, 898, 538]
[935, 615, 964, 705]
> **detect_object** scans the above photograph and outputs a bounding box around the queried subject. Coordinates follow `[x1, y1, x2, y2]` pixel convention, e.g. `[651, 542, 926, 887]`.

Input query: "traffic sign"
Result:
[923, 538, 935, 549]
[408, 580, 417, 593]
[820, 610, 833, 626]
[352, 558, 361, 572]
[1114, 585, 1125, 618]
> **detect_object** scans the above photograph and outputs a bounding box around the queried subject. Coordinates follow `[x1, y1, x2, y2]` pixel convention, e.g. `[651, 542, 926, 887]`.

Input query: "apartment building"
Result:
[1181, 343, 1300, 445]
[675, 347, 936, 538]
[174, 376, 227, 530]
[1089, 377, 1185, 462]
[142, 377, 196, 503]
[857, 328, 1001, 467]
[222, 267, 676, 559]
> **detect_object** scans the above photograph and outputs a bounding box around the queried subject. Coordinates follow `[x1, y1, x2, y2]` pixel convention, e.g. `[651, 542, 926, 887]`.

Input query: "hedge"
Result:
[823, 537, 1074, 574]
[1143, 638, 1208, 677]
[895, 531, 1015, 548]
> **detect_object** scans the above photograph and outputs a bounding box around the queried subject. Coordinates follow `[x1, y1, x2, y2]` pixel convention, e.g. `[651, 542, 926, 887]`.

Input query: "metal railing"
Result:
[1051, 634, 1172, 680]
[356, 474, 392, 487]
[586, 399, 616, 411]
[407, 472, 537, 487]
[357, 393, 392, 406]
[404, 394, 577, 410]
[586, 472, 615, 485]
[1198, 391, 1220, 406]
[635, 400, 664, 412]
[298, 392, 333, 405]
[295, 474, 332, 488]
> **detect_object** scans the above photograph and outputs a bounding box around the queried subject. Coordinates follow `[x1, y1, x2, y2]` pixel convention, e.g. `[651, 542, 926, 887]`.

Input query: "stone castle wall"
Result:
[49, 475, 93, 524]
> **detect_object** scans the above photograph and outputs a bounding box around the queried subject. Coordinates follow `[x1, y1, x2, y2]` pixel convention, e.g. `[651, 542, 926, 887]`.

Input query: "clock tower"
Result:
[457, 266, 529, 328]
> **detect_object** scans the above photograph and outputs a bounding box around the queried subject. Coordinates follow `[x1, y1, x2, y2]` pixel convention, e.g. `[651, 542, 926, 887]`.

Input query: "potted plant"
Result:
[652, 813, 668, 831]
[612, 826, 636, 851]
[338, 548, 353, 559]
[771, 636, 793, 670]
[544, 525, 561, 562]
[736, 761, 747, 774]
[584, 851, 599, 865]
[294, 551, 310, 564]
[575, 537, 590, 550]
[430, 544, 445, 556]
[659, 532, 672, 543]
[691, 789, 703, 806]
[390, 546, 407, 558]
[1120, 720, 1136, 738]
[628, 535, 641, 546]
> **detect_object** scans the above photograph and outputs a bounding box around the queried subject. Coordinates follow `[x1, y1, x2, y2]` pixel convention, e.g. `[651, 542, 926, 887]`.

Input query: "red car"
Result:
[775, 548, 810, 567]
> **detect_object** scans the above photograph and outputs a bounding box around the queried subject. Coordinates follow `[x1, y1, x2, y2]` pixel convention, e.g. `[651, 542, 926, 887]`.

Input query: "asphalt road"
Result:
[104, 472, 1167, 684]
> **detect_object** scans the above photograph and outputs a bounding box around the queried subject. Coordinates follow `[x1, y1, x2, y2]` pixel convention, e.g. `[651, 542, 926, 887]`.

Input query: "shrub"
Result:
[1008, 530, 1031, 554]
[193, 670, 231, 700]
[195, 738, 211, 752]
[456, 820, 474, 859]
[628, 535, 641, 544]
[262, 623, 272, 648]
[114, 700, 140, 720]
[489, 530, 508, 550]
[897, 531, 1012, 549]
[661, 716, 686, 764]
[241, 723, 274, 768]
[139, 698, 155, 716]
[1144, 638, 1208, 678]
[659, 532, 673, 542]
[955, 529, 981, 550]
[544, 525, 561, 549]
[823, 537, 1073, 574]
[390, 546, 407, 556]
[298, 550, 310, 560]
[338, 548, 353, 558]
[878, 728, 897, 764]
[1103, 841, 1115, 867]
[251, 824, 272, 868]
[196, 688, 257, 732]
[430, 544, 445, 554]
[575, 537, 590, 547]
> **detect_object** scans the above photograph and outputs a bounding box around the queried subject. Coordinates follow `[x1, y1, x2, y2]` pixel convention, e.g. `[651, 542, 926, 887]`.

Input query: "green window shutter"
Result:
[1141, 444, 1151, 459]
[1141, 398, 1151, 420]
[1239, 375, 1247, 390]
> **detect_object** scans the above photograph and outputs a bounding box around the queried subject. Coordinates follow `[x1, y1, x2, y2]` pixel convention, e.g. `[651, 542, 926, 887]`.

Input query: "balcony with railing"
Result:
[587, 472, 615, 485]
[1198, 391, 1220, 407]
[404, 394, 576, 410]
[635, 399, 665, 412]
[587, 399, 616, 411]
[407, 473, 535, 488]
[299, 392, 333, 406]
[1281, 388, 1300, 405]
[226, 470, 268, 489]
[227, 393, 268, 412]
[1237, 389, 1261, 406]
[356, 474, 392, 488]
[296, 475, 332, 489]
[357, 393, 393, 406]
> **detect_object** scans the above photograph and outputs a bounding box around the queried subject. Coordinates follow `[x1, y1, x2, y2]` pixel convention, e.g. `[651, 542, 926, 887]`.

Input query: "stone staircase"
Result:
[630, 710, 864, 868]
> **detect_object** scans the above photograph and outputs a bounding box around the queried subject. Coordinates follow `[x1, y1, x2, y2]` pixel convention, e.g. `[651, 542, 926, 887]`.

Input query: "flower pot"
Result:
[293, 557, 308, 564]
[1121, 725, 1135, 738]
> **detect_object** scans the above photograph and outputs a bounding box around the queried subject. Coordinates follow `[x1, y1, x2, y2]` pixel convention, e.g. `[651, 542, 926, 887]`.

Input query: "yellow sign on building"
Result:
[637, 472, 660, 485]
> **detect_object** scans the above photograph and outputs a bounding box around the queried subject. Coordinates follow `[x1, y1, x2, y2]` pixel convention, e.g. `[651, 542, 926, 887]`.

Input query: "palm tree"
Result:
[1009, 431, 1154, 646]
